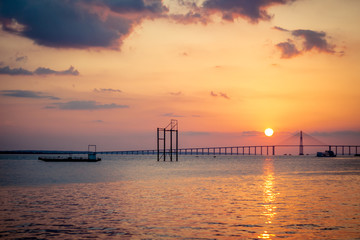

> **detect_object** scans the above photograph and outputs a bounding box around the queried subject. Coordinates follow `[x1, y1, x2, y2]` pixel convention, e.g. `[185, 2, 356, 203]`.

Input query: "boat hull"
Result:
[38, 157, 101, 162]
[316, 150, 336, 157]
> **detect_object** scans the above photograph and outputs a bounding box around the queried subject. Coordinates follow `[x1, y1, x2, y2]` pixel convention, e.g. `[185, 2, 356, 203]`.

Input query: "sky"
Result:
[0, 0, 359, 151]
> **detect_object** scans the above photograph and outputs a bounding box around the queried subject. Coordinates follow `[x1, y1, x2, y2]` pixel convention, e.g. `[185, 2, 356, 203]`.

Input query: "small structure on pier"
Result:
[88, 144, 98, 160]
[157, 119, 178, 161]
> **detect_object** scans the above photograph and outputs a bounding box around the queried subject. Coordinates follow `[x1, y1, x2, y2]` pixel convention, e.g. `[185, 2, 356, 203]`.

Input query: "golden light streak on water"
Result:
[258, 158, 278, 239]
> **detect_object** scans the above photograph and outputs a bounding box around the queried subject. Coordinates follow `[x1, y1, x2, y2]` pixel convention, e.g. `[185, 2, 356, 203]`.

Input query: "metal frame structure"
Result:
[88, 144, 97, 153]
[157, 119, 178, 161]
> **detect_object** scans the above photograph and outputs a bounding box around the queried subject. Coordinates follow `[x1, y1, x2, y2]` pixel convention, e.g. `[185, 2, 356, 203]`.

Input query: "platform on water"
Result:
[38, 156, 101, 162]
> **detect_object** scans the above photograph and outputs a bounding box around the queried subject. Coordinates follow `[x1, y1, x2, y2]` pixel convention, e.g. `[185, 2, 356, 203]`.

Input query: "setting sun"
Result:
[265, 128, 274, 137]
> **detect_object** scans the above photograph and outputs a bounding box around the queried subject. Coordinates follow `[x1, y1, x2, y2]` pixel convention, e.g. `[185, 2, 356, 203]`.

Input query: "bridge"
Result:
[3, 121, 358, 159]
[96, 122, 359, 159]
[97, 144, 360, 156]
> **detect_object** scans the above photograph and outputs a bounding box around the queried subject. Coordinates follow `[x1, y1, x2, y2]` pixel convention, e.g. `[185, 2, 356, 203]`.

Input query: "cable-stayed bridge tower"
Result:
[299, 131, 304, 155]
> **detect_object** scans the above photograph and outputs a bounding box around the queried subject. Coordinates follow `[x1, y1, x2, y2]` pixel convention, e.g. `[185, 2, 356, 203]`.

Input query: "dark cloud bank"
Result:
[0, 65, 79, 76]
[0, 1, 343, 59]
[0, 90, 60, 100]
[49, 101, 129, 110]
[0, 0, 295, 50]
[0, 0, 167, 49]
[0, 90, 129, 110]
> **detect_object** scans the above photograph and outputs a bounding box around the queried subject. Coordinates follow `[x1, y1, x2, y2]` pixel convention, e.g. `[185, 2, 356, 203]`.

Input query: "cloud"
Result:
[210, 91, 230, 99]
[0, 90, 60, 100]
[162, 112, 184, 118]
[276, 39, 300, 58]
[210, 91, 218, 97]
[93, 120, 104, 123]
[241, 131, 262, 137]
[0, 66, 33, 75]
[34, 66, 79, 75]
[0, 0, 295, 49]
[292, 29, 335, 53]
[169, 91, 182, 96]
[219, 92, 230, 99]
[183, 131, 211, 136]
[0, 65, 79, 76]
[15, 55, 28, 62]
[310, 131, 360, 138]
[50, 101, 129, 110]
[275, 27, 339, 58]
[94, 88, 122, 93]
[273, 25, 289, 32]
[197, 0, 295, 23]
[0, 0, 167, 49]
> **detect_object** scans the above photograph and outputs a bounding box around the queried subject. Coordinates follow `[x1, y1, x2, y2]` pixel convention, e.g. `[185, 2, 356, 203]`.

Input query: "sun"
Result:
[265, 128, 274, 137]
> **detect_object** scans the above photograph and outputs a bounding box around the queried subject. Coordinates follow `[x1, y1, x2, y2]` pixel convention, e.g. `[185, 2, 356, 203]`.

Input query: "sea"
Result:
[0, 154, 359, 239]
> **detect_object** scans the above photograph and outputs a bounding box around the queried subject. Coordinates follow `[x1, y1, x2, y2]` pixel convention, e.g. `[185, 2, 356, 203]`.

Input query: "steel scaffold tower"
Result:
[157, 119, 178, 161]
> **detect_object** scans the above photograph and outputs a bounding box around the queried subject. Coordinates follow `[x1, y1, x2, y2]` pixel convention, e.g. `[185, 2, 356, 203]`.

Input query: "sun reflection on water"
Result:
[258, 158, 278, 239]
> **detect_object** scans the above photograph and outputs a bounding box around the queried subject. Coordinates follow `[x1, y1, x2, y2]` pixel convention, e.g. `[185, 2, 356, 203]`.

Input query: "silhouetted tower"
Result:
[157, 119, 178, 161]
[299, 130, 304, 155]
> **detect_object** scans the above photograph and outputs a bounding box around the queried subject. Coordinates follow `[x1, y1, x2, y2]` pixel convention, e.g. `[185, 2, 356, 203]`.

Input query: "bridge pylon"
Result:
[299, 130, 304, 155]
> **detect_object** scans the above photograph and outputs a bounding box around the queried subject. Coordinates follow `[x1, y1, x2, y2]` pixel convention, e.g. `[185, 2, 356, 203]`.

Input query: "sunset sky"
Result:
[0, 0, 359, 151]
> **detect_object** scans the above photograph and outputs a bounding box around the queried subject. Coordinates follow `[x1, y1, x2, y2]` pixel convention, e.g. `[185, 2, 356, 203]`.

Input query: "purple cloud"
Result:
[15, 55, 28, 62]
[275, 27, 340, 58]
[94, 88, 122, 93]
[0, 0, 167, 49]
[162, 113, 184, 118]
[0, 90, 60, 100]
[34, 66, 79, 76]
[211, 91, 230, 99]
[0, 66, 33, 75]
[292, 29, 335, 53]
[169, 91, 182, 96]
[198, 0, 295, 23]
[210, 91, 218, 97]
[0, 0, 296, 50]
[0, 65, 79, 76]
[219, 92, 230, 99]
[51, 101, 129, 110]
[276, 39, 300, 58]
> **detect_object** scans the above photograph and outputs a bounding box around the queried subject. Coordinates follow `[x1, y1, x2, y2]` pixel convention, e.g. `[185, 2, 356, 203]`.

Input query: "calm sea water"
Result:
[0, 154, 359, 239]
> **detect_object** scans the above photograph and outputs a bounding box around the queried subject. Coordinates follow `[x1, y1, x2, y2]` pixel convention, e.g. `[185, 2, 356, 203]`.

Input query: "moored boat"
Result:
[38, 145, 101, 162]
[38, 155, 101, 162]
[317, 150, 336, 157]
